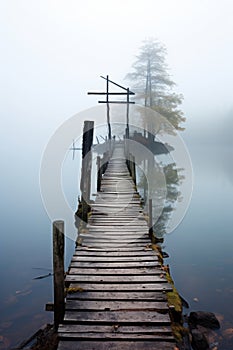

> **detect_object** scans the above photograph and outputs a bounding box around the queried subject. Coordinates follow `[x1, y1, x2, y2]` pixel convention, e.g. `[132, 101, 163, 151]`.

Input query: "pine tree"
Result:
[126, 38, 185, 131]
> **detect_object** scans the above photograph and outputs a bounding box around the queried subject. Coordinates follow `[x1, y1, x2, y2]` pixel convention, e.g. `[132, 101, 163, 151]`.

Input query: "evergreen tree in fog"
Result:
[126, 38, 186, 131]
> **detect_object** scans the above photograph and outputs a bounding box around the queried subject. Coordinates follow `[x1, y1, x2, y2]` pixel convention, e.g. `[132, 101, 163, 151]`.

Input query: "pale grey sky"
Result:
[1, 0, 233, 148]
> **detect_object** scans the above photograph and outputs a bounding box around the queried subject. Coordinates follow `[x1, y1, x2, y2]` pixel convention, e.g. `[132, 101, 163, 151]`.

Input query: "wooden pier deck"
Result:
[57, 144, 176, 350]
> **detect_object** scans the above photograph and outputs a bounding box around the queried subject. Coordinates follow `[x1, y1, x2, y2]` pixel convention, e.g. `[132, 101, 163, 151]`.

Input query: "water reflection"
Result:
[165, 145, 233, 349]
[150, 162, 184, 239]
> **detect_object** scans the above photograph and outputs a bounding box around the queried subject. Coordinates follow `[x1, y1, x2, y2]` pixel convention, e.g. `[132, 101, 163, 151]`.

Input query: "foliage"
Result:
[126, 38, 186, 131]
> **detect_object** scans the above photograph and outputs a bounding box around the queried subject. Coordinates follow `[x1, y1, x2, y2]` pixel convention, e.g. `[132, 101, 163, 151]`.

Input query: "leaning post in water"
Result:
[53, 220, 65, 329]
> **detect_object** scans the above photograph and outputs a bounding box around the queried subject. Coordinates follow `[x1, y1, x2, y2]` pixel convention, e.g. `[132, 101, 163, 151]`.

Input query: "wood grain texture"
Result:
[57, 144, 175, 348]
[57, 341, 176, 350]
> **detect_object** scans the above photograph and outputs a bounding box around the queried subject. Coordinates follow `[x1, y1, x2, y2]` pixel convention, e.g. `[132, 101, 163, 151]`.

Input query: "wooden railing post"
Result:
[97, 156, 101, 192]
[124, 136, 129, 171]
[127, 153, 131, 176]
[53, 220, 65, 330]
[131, 155, 136, 185]
[102, 151, 109, 175]
[79, 120, 94, 222]
[149, 199, 153, 239]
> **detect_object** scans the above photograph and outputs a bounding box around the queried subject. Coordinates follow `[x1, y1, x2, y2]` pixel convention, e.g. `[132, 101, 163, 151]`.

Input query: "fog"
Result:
[1, 3, 233, 347]
[1, 0, 232, 203]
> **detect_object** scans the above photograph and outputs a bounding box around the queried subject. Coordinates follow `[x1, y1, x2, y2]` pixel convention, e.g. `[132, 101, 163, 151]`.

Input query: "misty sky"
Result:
[1, 0, 233, 153]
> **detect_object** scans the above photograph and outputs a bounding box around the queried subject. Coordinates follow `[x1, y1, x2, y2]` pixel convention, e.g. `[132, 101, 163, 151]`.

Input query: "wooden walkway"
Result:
[57, 144, 176, 350]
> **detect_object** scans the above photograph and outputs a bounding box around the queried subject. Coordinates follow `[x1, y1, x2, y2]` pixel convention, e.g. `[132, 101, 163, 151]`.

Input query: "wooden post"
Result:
[53, 220, 65, 330]
[124, 134, 129, 170]
[149, 199, 153, 239]
[126, 88, 130, 139]
[102, 151, 109, 175]
[143, 159, 147, 203]
[126, 153, 130, 175]
[129, 154, 133, 177]
[106, 75, 112, 140]
[131, 155, 136, 185]
[97, 156, 101, 192]
[80, 120, 94, 222]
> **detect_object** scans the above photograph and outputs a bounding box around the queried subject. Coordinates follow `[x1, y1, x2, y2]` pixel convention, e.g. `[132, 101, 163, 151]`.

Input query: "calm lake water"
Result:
[0, 139, 232, 349]
[165, 144, 233, 349]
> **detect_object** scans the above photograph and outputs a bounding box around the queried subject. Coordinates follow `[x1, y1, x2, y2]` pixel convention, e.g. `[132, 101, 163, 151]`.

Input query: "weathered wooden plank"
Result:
[64, 310, 171, 324]
[82, 238, 150, 244]
[80, 243, 152, 248]
[100, 189, 137, 193]
[88, 221, 145, 225]
[87, 222, 147, 227]
[69, 262, 160, 269]
[85, 233, 149, 238]
[92, 205, 142, 209]
[88, 222, 147, 226]
[93, 197, 140, 201]
[89, 216, 144, 219]
[92, 204, 140, 206]
[89, 216, 145, 219]
[65, 300, 169, 311]
[81, 240, 151, 245]
[94, 196, 138, 199]
[80, 237, 150, 242]
[75, 246, 154, 252]
[67, 291, 167, 301]
[88, 207, 142, 210]
[80, 243, 153, 248]
[58, 324, 172, 334]
[85, 229, 148, 232]
[91, 205, 140, 208]
[89, 215, 143, 218]
[57, 341, 176, 350]
[86, 233, 149, 237]
[68, 268, 164, 276]
[90, 211, 144, 215]
[91, 208, 143, 212]
[82, 236, 150, 240]
[57, 340, 175, 350]
[65, 275, 167, 283]
[57, 145, 176, 349]
[59, 332, 175, 341]
[86, 228, 149, 232]
[71, 256, 158, 262]
[67, 282, 172, 292]
[97, 191, 138, 194]
[80, 234, 149, 239]
[94, 211, 143, 215]
[93, 202, 141, 206]
[73, 250, 158, 257]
